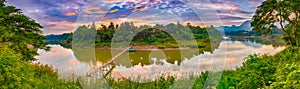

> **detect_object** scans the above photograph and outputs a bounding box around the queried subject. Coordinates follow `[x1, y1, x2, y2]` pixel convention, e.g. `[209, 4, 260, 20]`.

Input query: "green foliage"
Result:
[0, 1, 49, 61]
[107, 76, 175, 89]
[270, 63, 300, 88]
[73, 24, 97, 46]
[0, 1, 81, 88]
[214, 46, 300, 88]
[69, 22, 222, 49]
[0, 44, 81, 89]
[252, 0, 300, 46]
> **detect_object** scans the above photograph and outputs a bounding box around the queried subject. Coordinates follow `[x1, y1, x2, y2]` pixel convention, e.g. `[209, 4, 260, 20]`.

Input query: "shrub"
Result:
[0, 45, 81, 88]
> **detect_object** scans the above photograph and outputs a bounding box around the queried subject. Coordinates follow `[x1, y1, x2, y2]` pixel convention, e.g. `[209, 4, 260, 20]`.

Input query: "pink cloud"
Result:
[44, 20, 77, 35]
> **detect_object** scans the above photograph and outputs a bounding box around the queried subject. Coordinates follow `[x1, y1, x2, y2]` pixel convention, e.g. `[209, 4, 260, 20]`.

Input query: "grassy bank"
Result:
[0, 45, 81, 88]
[214, 46, 300, 88]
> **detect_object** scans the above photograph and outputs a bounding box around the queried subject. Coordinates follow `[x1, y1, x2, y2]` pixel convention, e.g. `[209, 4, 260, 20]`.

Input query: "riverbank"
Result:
[39, 38, 288, 88]
[106, 44, 293, 89]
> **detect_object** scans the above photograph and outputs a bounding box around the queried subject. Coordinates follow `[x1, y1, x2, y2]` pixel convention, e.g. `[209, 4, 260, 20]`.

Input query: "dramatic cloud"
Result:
[6, 0, 265, 35]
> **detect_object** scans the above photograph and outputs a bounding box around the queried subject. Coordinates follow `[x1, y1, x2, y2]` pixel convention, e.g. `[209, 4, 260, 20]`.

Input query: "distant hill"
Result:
[217, 20, 284, 36]
[45, 33, 71, 44]
[217, 20, 253, 32]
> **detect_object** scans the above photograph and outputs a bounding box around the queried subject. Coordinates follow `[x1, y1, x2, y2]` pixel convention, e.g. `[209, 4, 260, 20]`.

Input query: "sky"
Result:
[6, 0, 265, 35]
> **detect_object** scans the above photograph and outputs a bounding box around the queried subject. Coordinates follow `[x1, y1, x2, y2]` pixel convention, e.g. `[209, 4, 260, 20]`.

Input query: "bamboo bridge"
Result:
[86, 46, 132, 78]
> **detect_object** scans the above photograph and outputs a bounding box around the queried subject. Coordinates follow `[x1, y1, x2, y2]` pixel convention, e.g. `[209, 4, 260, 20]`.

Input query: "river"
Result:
[35, 38, 285, 80]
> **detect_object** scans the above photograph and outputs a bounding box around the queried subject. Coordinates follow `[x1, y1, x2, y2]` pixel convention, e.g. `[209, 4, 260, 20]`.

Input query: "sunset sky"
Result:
[6, 0, 265, 35]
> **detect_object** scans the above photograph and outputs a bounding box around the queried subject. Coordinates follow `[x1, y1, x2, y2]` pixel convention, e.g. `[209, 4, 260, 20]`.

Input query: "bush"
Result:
[213, 46, 300, 88]
[0, 45, 81, 89]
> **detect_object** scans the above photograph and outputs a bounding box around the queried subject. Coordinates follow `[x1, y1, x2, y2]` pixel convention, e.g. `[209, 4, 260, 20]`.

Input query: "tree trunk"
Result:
[292, 11, 298, 46]
[295, 12, 299, 46]
[279, 10, 293, 46]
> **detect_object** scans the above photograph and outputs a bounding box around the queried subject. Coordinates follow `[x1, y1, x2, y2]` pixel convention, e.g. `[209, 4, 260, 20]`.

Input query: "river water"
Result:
[35, 38, 285, 80]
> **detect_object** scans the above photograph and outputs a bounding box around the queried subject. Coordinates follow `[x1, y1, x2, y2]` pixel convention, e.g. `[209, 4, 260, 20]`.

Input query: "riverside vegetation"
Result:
[1, 0, 300, 89]
[105, 46, 300, 89]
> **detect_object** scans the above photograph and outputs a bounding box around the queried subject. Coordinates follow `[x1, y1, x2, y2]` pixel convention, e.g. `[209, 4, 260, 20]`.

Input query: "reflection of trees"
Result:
[71, 22, 223, 63]
[231, 37, 286, 47]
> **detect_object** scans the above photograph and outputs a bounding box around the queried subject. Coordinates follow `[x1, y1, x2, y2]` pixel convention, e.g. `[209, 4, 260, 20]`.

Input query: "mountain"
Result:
[240, 20, 252, 30]
[217, 20, 253, 32]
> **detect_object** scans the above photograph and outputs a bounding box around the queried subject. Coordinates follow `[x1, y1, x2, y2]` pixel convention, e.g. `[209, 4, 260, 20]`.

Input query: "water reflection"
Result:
[36, 39, 285, 80]
[35, 45, 91, 79]
[111, 40, 285, 80]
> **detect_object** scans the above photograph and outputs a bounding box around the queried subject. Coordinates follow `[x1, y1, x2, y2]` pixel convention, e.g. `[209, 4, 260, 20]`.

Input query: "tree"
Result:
[251, 0, 300, 46]
[0, 0, 4, 6]
[0, 1, 81, 88]
[108, 22, 115, 30]
[0, 0, 49, 61]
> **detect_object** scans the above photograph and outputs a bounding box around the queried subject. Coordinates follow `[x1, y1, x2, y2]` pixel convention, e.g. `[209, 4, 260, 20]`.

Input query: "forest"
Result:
[63, 22, 222, 50]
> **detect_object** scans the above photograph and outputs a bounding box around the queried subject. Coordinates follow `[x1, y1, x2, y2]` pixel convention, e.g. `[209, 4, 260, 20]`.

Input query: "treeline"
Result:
[46, 33, 72, 44]
[45, 33, 72, 48]
[69, 22, 222, 49]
